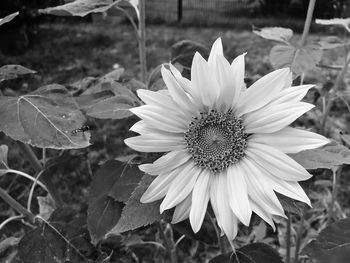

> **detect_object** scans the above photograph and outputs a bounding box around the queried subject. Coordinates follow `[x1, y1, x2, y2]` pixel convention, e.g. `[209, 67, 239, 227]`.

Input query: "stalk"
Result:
[320, 55, 350, 135]
[17, 142, 64, 207]
[286, 214, 292, 263]
[138, 0, 147, 83]
[300, 0, 316, 46]
[0, 187, 36, 224]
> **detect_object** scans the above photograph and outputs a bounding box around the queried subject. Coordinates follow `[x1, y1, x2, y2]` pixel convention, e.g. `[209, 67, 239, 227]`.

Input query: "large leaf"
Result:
[0, 84, 90, 149]
[107, 174, 162, 234]
[87, 160, 126, 244]
[85, 95, 135, 119]
[0, 65, 36, 82]
[108, 162, 142, 202]
[39, 0, 122, 17]
[0, 12, 19, 27]
[269, 44, 322, 77]
[18, 207, 90, 263]
[290, 141, 350, 170]
[302, 218, 350, 263]
[252, 26, 293, 43]
[209, 243, 282, 263]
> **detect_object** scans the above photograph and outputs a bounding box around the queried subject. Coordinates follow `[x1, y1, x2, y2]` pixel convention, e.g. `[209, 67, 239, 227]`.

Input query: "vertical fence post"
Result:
[178, 0, 183, 22]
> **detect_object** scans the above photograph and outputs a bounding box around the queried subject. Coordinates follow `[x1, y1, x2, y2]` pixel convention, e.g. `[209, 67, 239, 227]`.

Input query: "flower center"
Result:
[184, 110, 248, 173]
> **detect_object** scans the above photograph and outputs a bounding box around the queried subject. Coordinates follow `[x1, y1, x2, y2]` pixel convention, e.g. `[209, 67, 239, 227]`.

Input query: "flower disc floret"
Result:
[185, 109, 248, 173]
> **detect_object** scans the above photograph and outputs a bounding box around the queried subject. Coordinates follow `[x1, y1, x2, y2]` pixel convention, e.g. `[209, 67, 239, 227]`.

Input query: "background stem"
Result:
[0, 187, 36, 224]
[138, 0, 147, 83]
[300, 0, 316, 46]
[320, 55, 350, 135]
[286, 214, 292, 263]
[327, 167, 341, 225]
[17, 142, 64, 207]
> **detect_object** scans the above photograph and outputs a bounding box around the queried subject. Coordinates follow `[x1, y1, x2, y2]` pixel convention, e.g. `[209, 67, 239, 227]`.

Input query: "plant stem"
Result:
[0, 187, 36, 224]
[286, 214, 292, 263]
[294, 208, 305, 263]
[17, 142, 64, 207]
[207, 211, 228, 254]
[300, 0, 316, 46]
[138, 0, 147, 83]
[157, 222, 177, 263]
[327, 167, 341, 225]
[320, 55, 350, 135]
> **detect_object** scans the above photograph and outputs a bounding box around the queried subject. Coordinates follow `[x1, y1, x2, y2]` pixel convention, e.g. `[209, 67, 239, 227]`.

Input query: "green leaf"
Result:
[107, 174, 162, 234]
[316, 18, 350, 31]
[18, 207, 90, 263]
[302, 218, 350, 263]
[290, 141, 350, 170]
[147, 65, 166, 91]
[318, 36, 350, 50]
[209, 243, 283, 263]
[0, 84, 90, 149]
[252, 26, 293, 43]
[39, 0, 122, 17]
[0, 12, 19, 27]
[171, 40, 209, 79]
[75, 90, 115, 110]
[108, 163, 142, 202]
[269, 44, 322, 77]
[276, 192, 303, 215]
[0, 64, 36, 82]
[85, 95, 135, 119]
[87, 160, 126, 244]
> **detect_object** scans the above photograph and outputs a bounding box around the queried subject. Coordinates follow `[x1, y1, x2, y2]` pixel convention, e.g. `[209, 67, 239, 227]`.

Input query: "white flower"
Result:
[125, 38, 329, 240]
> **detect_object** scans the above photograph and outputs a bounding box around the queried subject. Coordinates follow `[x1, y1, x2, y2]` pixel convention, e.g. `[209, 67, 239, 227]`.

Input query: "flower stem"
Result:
[286, 213, 292, 263]
[17, 142, 64, 207]
[300, 0, 316, 46]
[138, 0, 147, 83]
[327, 167, 341, 225]
[0, 187, 36, 224]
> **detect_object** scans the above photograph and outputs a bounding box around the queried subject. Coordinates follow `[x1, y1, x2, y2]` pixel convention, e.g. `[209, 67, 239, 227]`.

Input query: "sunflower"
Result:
[125, 38, 329, 240]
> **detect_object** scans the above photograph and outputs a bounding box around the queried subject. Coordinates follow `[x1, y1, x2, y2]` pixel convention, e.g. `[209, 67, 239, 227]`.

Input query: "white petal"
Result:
[191, 52, 219, 108]
[131, 105, 188, 133]
[247, 143, 312, 181]
[139, 149, 191, 175]
[265, 175, 311, 206]
[124, 134, 185, 152]
[190, 170, 210, 233]
[130, 120, 153, 134]
[141, 169, 180, 203]
[208, 38, 224, 66]
[172, 194, 192, 224]
[250, 200, 276, 231]
[161, 65, 196, 113]
[137, 89, 174, 110]
[227, 164, 252, 226]
[271, 85, 314, 105]
[244, 102, 314, 134]
[240, 158, 286, 217]
[210, 172, 238, 240]
[230, 53, 246, 108]
[236, 68, 291, 116]
[160, 162, 201, 213]
[250, 127, 330, 154]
